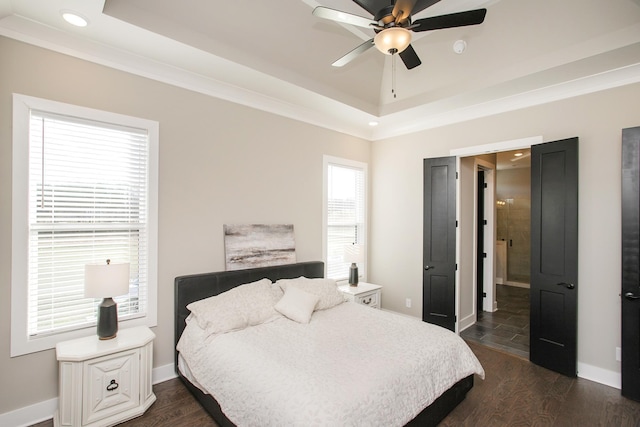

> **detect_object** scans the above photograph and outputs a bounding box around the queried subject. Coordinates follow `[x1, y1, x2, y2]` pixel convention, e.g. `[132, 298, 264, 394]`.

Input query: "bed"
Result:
[175, 261, 483, 426]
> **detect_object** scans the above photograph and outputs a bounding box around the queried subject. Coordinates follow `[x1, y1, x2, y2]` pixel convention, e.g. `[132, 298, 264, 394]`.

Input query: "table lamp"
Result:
[84, 259, 130, 340]
[343, 244, 364, 287]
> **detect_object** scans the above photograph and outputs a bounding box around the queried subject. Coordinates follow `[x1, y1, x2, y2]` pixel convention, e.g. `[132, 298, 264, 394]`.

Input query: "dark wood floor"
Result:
[461, 284, 530, 358]
[33, 340, 640, 427]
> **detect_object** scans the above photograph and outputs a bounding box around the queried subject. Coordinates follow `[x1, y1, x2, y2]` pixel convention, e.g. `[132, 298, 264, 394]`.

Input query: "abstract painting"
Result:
[224, 224, 296, 271]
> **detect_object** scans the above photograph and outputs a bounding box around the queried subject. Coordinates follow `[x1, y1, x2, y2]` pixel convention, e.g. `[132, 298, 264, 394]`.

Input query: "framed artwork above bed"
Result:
[223, 224, 296, 271]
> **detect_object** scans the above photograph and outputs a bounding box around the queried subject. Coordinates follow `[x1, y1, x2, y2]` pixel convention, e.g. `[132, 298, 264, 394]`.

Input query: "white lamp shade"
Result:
[343, 244, 364, 263]
[84, 262, 130, 298]
[374, 27, 412, 55]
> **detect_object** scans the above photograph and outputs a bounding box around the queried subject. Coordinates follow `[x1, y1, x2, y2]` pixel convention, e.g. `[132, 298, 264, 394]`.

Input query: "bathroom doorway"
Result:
[461, 148, 532, 358]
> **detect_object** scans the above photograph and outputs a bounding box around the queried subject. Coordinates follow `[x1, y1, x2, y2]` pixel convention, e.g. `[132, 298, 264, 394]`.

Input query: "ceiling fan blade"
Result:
[332, 39, 375, 67]
[312, 6, 377, 29]
[391, 0, 417, 24]
[410, 0, 442, 16]
[352, 0, 391, 16]
[399, 44, 421, 70]
[412, 9, 487, 32]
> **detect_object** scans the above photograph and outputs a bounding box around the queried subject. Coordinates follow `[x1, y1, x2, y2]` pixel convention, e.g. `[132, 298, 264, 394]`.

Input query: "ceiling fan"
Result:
[313, 0, 487, 69]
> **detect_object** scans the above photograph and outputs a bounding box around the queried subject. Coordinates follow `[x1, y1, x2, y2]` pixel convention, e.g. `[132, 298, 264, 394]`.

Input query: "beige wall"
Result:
[370, 81, 640, 378]
[0, 37, 370, 414]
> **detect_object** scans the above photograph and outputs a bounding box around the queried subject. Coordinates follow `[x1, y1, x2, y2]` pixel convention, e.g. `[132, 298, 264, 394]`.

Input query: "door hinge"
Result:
[483, 219, 487, 225]
[484, 183, 488, 189]
[483, 292, 487, 297]
[456, 172, 459, 179]
[456, 220, 458, 227]
[455, 264, 458, 271]
[483, 252, 487, 258]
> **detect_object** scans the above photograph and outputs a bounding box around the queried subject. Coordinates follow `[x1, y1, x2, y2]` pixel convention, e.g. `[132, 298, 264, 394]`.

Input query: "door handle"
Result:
[557, 282, 575, 289]
[424, 265, 434, 271]
[624, 292, 640, 300]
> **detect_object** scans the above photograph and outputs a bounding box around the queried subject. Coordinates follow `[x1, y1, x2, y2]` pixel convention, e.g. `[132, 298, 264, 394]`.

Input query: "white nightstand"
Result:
[338, 282, 382, 309]
[54, 326, 156, 427]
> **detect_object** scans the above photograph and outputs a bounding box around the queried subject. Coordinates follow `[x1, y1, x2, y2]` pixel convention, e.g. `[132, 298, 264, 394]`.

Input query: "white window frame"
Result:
[322, 155, 368, 283]
[11, 94, 158, 357]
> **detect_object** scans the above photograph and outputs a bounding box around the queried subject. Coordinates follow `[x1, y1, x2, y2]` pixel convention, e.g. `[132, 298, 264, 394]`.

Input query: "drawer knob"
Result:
[106, 379, 119, 392]
[363, 298, 371, 304]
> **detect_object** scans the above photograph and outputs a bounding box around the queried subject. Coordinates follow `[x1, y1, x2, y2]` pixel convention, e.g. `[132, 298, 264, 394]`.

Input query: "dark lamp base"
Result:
[349, 263, 359, 287]
[97, 297, 119, 340]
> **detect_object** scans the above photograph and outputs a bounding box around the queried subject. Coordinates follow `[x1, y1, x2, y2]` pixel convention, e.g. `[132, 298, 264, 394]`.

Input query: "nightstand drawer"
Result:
[338, 282, 382, 310]
[355, 291, 379, 307]
[83, 349, 140, 425]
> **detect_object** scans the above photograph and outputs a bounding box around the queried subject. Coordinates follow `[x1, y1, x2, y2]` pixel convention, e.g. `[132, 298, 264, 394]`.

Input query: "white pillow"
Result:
[186, 278, 282, 335]
[274, 286, 320, 324]
[276, 277, 344, 310]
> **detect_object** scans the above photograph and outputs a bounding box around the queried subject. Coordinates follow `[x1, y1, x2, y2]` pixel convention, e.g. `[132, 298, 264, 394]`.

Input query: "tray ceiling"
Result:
[1, 0, 640, 139]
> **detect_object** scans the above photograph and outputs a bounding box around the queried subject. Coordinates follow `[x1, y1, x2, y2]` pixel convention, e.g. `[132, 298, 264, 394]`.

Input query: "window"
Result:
[11, 94, 158, 356]
[323, 156, 367, 281]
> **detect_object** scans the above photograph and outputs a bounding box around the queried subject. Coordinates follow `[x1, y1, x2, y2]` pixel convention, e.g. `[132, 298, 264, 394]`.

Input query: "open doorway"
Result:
[454, 141, 535, 359]
[462, 149, 531, 359]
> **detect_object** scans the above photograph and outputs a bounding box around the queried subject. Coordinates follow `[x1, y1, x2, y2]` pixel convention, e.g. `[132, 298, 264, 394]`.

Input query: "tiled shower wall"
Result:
[496, 168, 531, 284]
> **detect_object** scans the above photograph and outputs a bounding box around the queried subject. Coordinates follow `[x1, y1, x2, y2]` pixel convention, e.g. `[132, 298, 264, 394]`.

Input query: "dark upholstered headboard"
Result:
[174, 261, 324, 370]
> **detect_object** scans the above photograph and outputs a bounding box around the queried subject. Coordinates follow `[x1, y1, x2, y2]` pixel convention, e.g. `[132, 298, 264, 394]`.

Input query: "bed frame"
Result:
[174, 261, 473, 427]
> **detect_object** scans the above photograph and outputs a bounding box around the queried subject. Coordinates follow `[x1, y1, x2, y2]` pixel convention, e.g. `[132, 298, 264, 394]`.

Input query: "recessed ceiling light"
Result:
[514, 152, 523, 157]
[61, 11, 88, 27]
[369, 121, 379, 127]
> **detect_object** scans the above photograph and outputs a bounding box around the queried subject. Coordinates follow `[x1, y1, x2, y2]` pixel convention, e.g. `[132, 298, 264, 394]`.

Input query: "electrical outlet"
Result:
[616, 347, 621, 362]
[406, 298, 412, 308]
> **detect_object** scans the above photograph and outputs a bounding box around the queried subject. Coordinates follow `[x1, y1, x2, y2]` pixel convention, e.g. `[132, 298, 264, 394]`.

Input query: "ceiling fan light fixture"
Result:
[374, 27, 411, 55]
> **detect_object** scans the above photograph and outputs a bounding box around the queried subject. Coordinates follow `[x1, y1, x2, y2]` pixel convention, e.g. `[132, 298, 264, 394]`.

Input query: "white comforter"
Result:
[177, 302, 484, 427]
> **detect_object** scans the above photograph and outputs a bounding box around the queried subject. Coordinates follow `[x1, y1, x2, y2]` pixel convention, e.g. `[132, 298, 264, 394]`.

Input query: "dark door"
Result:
[530, 137, 579, 377]
[477, 170, 485, 314]
[423, 156, 457, 331]
[622, 126, 640, 400]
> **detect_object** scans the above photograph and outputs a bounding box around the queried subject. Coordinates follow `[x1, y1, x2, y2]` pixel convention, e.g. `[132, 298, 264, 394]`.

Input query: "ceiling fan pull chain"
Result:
[392, 54, 397, 98]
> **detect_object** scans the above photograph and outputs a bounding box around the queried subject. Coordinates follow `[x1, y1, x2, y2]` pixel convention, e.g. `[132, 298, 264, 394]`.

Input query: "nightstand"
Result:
[338, 282, 382, 309]
[54, 326, 156, 427]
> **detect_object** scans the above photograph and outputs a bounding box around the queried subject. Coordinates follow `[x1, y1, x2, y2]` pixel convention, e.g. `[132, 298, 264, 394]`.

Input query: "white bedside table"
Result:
[338, 282, 382, 309]
[54, 326, 156, 427]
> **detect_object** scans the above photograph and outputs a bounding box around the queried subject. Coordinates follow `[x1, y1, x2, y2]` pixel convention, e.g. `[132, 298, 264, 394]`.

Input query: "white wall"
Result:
[370, 82, 640, 380]
[0, 37, 370, 416]
[457, 157, 476, 331]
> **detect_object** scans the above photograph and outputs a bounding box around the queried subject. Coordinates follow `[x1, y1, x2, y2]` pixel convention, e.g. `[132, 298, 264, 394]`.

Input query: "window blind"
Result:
[27, 110, 149, 337]
[326, 163, 365, 280]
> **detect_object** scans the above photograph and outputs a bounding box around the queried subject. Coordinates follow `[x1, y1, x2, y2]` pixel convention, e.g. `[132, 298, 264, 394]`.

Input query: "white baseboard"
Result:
[577, 361, 621, 390]
[152, 362, 178, 384]
[504, 281, 530, 289]
[0, 363, 176, 427]
[0, 397, 58, 427]
[458, 313, 476, 332]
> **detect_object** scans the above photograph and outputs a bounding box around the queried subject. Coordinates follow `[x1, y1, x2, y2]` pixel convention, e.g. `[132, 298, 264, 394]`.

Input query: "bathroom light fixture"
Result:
[61, 11, 88, 27]
[374, 27, 411, 55]
[369, 121, 379, 127]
